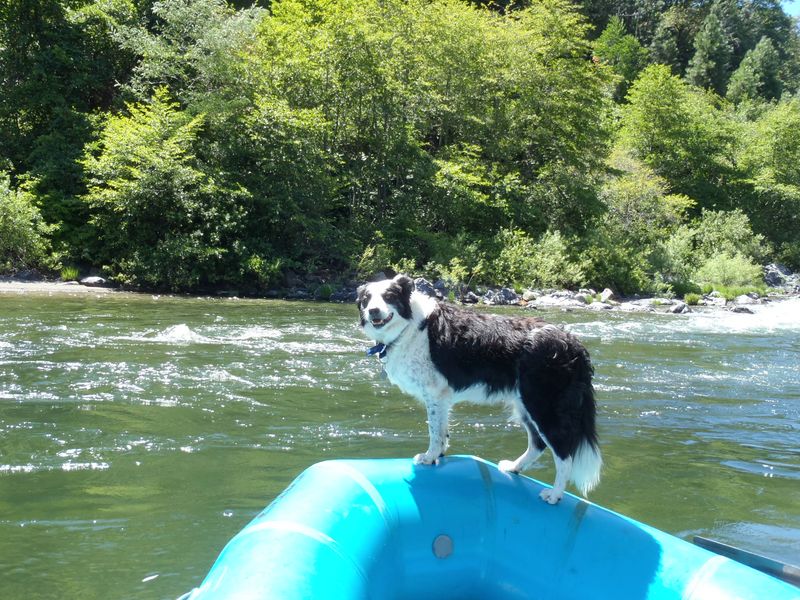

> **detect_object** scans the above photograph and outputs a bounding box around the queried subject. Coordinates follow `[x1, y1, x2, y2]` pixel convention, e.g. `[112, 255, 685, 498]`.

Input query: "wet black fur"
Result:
[425, 303, 598, 460]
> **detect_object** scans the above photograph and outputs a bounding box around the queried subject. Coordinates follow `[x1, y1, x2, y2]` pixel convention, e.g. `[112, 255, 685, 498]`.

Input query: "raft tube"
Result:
[185, 456, 799, 599]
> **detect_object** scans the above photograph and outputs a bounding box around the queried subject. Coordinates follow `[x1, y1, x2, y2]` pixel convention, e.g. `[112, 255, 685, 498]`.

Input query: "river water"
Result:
[0, 292, 798, 599]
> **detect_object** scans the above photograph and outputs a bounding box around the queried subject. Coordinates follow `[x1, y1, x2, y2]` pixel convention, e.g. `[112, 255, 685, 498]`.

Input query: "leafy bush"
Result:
[650, 224, 698, 290]
[82, 88, 251, 291]
[694, 253, 763, 288]
[355, 234, 395, 280]
[60, 266, 79, 281]
[776, 242, 800, 271]
[0, 174, 55, 274]
[593, 16, 649, 101]
[683, 292, 701, 305]
[693, 209, 769, 263]
[492, 228, 584, 289]
[580, 223, 651, 295]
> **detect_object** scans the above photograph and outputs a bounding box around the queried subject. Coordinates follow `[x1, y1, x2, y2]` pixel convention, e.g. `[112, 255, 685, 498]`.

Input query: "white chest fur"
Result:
[381, 325, 443, 401]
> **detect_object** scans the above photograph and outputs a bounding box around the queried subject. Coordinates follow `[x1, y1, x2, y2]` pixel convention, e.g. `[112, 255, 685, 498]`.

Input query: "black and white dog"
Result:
[357, 274, 601, 504]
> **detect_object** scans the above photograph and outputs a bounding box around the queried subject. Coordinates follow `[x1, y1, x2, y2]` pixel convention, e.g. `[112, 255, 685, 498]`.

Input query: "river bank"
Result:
[3, 269, 799, 317]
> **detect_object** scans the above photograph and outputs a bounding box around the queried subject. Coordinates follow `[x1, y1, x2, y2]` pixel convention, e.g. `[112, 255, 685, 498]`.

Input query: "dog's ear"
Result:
[355, 284, 366, 307]
[394, 274, 414, 299]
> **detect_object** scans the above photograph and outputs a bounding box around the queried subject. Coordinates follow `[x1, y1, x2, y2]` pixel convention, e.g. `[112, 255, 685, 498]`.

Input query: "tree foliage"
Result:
[727, 36, 782, 104]
[2, 0, 799, 288]
[0, 173, 55, 273]
[594, 16, 649, 101]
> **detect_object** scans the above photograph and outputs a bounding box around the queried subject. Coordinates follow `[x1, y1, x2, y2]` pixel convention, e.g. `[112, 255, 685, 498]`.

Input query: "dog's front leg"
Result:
[413, 397, 450, 465]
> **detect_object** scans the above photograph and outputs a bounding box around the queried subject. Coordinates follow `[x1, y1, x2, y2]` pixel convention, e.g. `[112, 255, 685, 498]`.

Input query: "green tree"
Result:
[693, 208, 769, 263]
[118, 0, 265, 111]
[492, 228, 584, 289]
[727, 36, 782, 104]
[82, 88, 251, 290]
[648, 5, 703, 76]
[0, 0, 138, 252]
[686, 12, 733, 94]
[254, 0, 611, 266]
[619, 65, 735, 211]
[593, 16, 649, 101]
[736, 99, 800, 265]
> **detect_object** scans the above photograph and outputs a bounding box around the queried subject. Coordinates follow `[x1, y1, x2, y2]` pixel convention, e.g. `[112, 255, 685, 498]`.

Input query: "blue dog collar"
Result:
[366, 343, 387, 359]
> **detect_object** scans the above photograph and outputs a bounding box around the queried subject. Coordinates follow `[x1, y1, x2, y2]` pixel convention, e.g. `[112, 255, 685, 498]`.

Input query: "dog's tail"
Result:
[571, 439, 602, 497]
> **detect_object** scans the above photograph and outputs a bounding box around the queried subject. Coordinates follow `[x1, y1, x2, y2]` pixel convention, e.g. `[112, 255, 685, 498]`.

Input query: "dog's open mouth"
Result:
[371, 313, 394, 328]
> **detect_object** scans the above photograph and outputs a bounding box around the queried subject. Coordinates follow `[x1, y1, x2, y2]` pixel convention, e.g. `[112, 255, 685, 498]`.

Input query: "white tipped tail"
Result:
[571, 440, 602, 497]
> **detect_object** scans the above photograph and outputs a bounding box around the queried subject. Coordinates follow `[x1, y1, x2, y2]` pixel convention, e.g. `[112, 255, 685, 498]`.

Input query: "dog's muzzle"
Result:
[369, 312, 394, 328]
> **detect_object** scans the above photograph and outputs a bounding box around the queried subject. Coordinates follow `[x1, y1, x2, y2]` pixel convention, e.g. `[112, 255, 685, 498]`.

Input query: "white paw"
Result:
[413, 452, 437, 465]
[539, 488, 563, 505]
[498, 460, 519, 474]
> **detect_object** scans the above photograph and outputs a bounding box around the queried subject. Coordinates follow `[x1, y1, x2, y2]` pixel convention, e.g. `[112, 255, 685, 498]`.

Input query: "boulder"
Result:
[734, 294, 757, 305]
[80, 276, 107, 287]
[462, 291, 480, 304]
[729, 305, 754, 314]
[483, 287, 520, 305]
[764, 263, 793, 287]
[703, 294, 727, 308]
[600, 288, 618, 303]
[329, 287, 358, 303]
[533, 291, 586, 309]
[16, 269, 44, 281]
[669, 301, 691, 314]
[619, 301, 655, 313]
[285, 288, 311, 300]
[413, 278, 437, 298]
[432, 279, 449, 300]
[587, 301, 613, 311]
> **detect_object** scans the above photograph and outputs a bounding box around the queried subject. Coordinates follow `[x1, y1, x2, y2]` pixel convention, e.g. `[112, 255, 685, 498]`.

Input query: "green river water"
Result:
[0, 292, 798, 599]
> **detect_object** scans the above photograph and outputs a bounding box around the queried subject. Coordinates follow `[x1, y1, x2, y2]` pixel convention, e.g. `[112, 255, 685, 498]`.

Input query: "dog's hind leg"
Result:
[413, 396, 450, 465]
[498, 415, 546, 474]
[539, 453, 573, 505]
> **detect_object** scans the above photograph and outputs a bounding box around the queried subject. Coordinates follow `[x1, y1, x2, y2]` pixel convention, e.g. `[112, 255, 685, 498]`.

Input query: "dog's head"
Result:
[356, 274, 415, 342]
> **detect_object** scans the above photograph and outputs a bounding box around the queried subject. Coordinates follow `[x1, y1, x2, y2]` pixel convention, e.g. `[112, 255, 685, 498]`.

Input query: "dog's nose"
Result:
[368, 307, 381, 317]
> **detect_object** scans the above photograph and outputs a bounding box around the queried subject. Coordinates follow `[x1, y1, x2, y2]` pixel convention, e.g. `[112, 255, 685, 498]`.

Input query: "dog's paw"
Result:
[498, 460, 519, 474]
[413, 452, 437, 465]
[539, 488, 563, 505]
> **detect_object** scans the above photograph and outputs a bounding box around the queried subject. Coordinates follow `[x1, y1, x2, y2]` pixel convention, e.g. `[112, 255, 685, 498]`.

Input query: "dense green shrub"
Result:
[492, 228, 584, 289]
[580, 222, 652, 295]
[60, 265, 79, 281]
[683, 292, 701, 305]
[694, 253, 763, 288]
[82, 89, 251, 290]
[650, 224, 697, 290]
[693, 209, 769, 264]
[0, 173, 55, 274]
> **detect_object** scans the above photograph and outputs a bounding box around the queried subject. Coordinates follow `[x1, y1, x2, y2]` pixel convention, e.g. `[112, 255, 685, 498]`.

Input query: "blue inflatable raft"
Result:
[185, 456, 799, 599]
